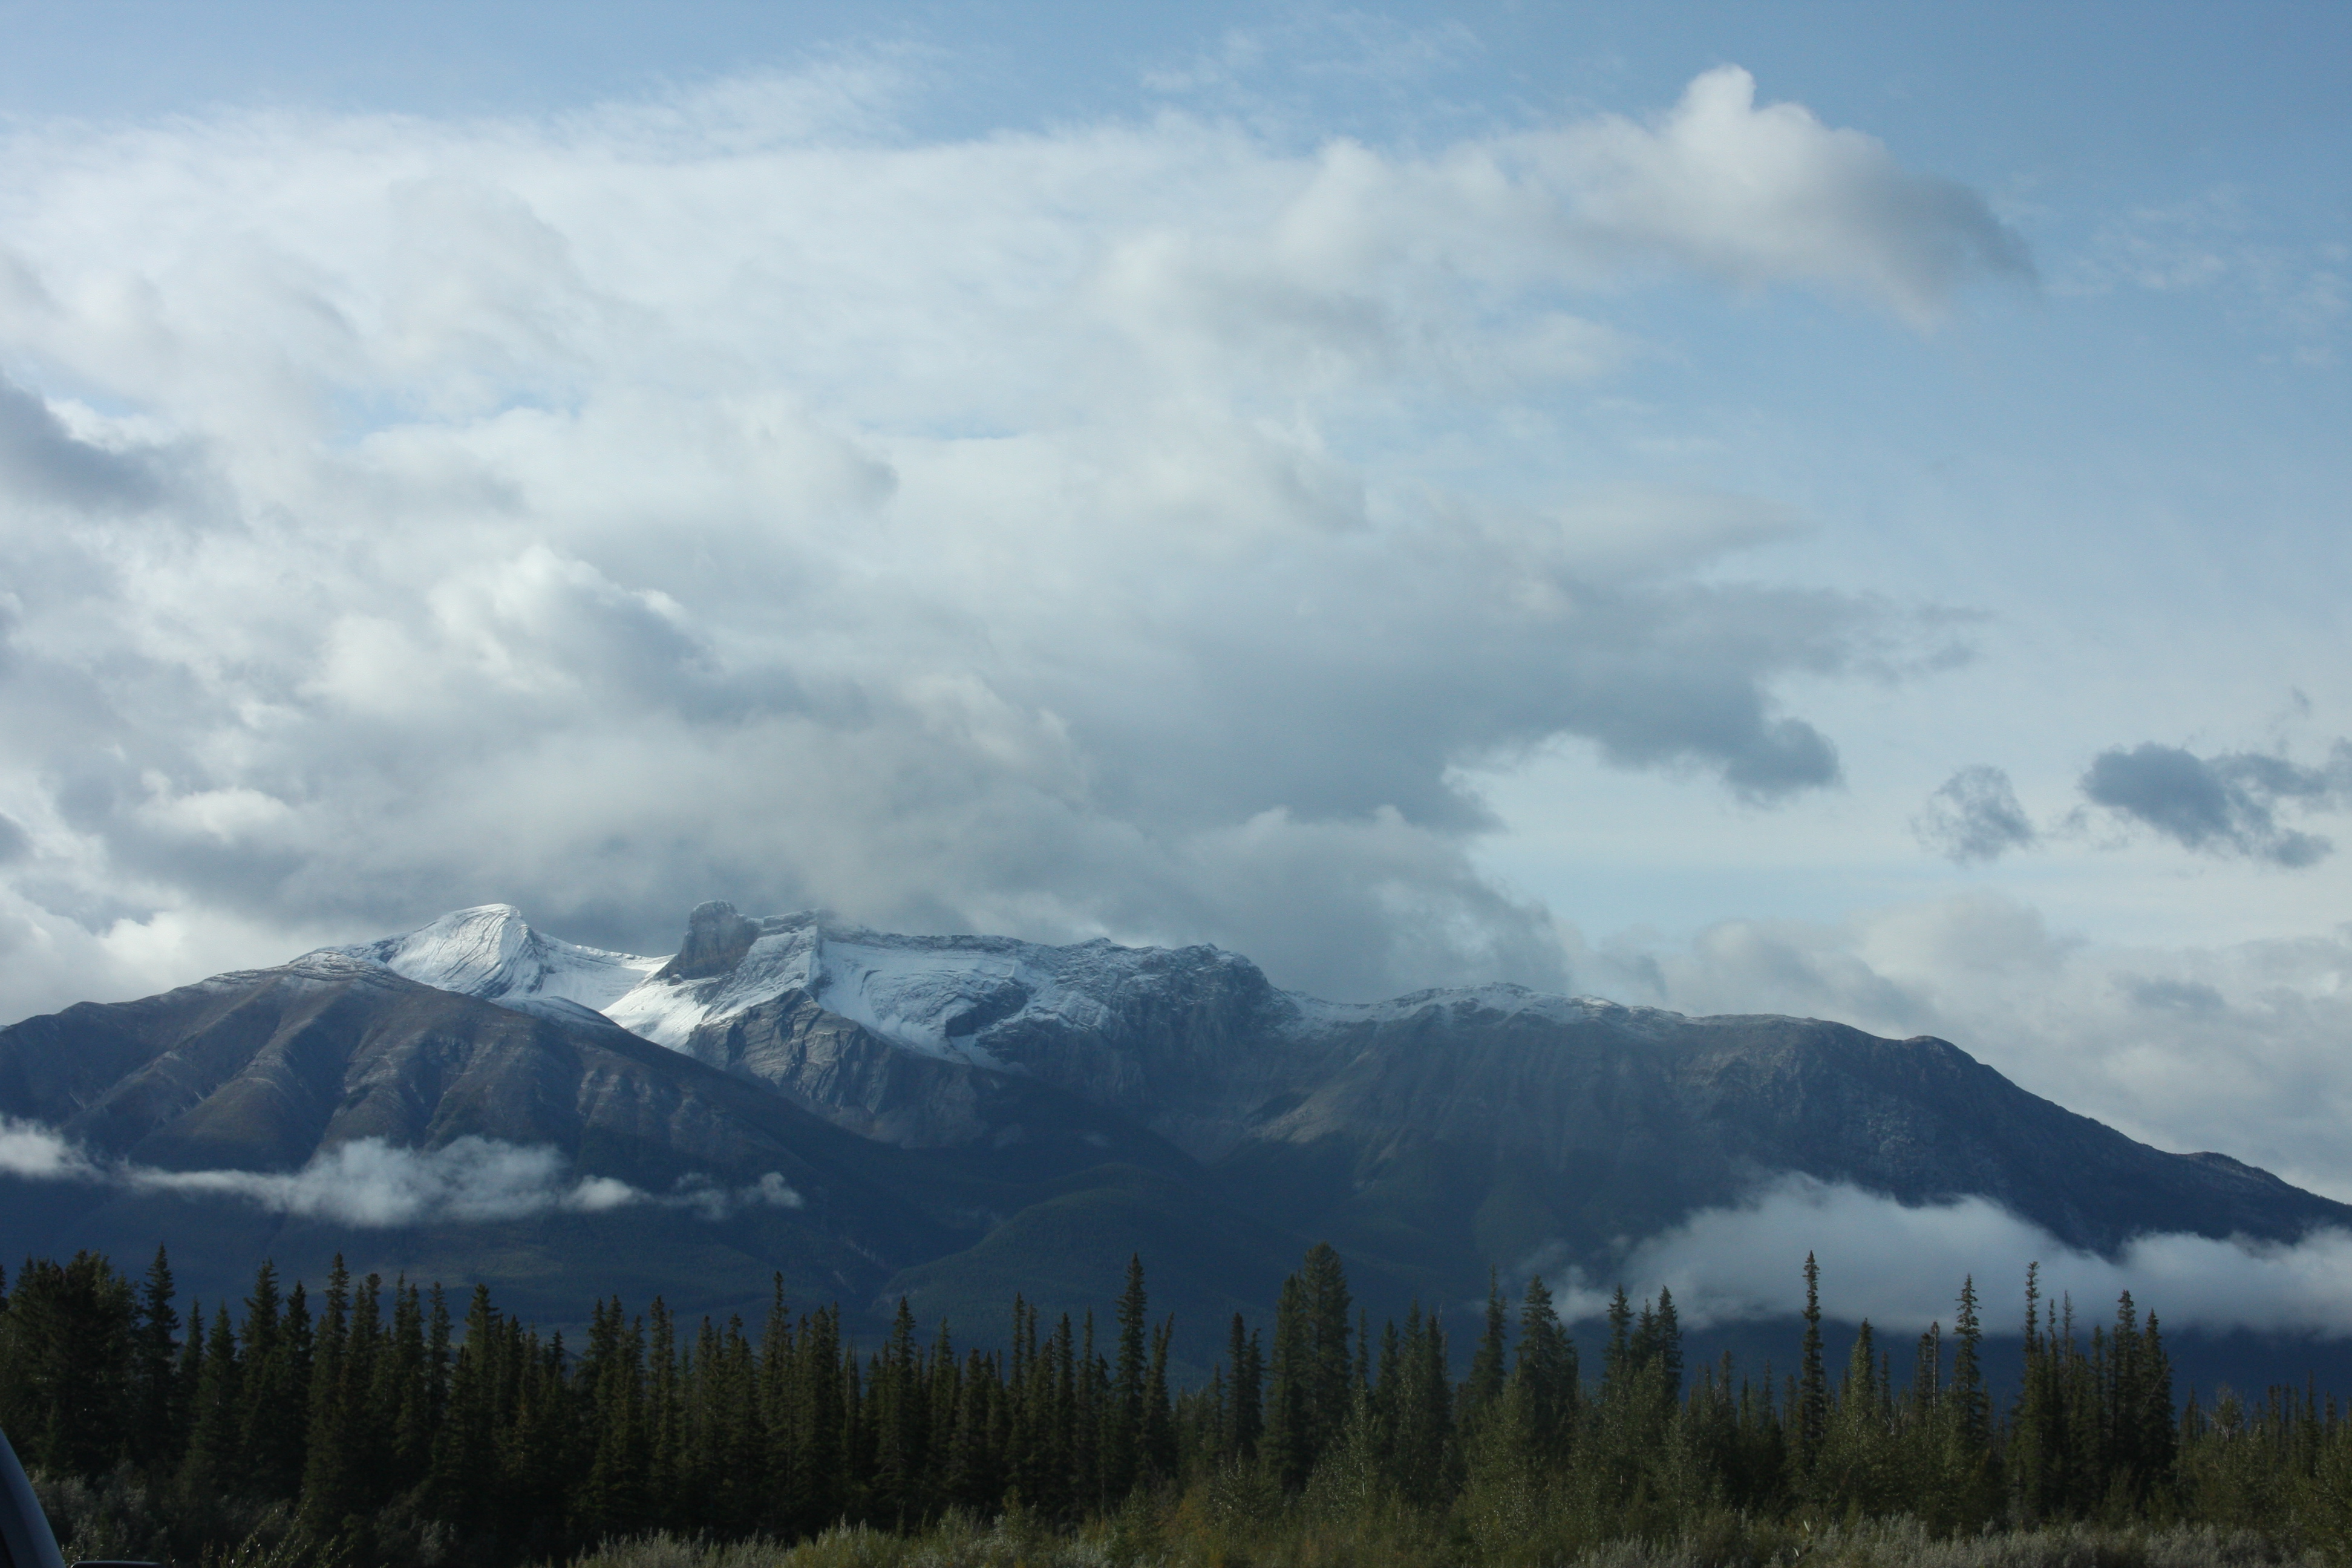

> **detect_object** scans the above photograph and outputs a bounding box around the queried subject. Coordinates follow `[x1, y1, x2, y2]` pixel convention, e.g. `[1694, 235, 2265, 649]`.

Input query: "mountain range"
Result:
[4, 901, 2345, 1372]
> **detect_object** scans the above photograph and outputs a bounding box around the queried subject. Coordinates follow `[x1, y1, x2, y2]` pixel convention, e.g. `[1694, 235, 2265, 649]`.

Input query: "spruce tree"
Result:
[1794, 1253, 1827, 1485]
[1508, 1273, 1576, 1465]
[1301, 1243, 1353, 1468]
[1223, 1312, 1263, 1463]
[1461, 1271, 1508, 1437]
[178, 1302, 242, 1504]
[1143, 1316, 1177, 1486]
[1108, 1255, 1148, 1498]
[1266, 1272, 1314, 1490]
[130, 1244, 181, 1473]
[301, 1254, 358, 1529]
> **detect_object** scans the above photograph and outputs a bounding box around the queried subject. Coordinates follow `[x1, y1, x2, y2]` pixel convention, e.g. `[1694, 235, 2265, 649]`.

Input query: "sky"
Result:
[1, 1, 2348, 1215]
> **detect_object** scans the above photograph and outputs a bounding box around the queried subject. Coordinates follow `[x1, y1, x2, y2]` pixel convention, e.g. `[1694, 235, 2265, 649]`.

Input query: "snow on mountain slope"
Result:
[337, 903, 1275, 1067]
[335, 903, 1660, 1080]
[328, 904, 663, 1012]
[598, 907, 1229, 1066]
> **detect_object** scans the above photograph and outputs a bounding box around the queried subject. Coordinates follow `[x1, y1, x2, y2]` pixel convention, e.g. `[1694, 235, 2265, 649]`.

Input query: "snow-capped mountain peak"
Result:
[327, 904, 663, 1013]
[596, 903, 1248, 1067]
[332, 901, 1270, 1073]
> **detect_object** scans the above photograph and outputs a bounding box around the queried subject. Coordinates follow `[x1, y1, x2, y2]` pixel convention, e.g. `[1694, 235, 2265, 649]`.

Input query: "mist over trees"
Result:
[2, 1243, 2348, 1568]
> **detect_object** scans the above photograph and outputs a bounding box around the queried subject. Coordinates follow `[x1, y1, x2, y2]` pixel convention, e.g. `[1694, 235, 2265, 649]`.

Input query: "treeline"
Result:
[2, 1244, 2350, 1567]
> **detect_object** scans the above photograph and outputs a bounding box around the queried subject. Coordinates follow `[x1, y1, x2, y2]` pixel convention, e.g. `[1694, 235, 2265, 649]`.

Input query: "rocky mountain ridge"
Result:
[3, 899, 2344, 1352]
[329, 903, 2350, 1260]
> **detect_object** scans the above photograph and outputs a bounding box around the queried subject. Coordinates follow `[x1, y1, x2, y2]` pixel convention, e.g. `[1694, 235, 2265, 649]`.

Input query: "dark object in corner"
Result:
[0, 1423, 162, 1568]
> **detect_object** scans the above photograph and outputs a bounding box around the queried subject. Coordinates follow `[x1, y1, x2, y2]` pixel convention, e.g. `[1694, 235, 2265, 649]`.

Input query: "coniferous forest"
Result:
[4, 1244, 2351, 1568]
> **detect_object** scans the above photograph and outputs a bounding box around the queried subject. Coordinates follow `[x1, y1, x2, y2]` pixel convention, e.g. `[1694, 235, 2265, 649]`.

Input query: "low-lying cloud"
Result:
[0, 1117, 802, 1226]
[1547, 1175, 2352, 1338]
[2081, 740, 2352, 867]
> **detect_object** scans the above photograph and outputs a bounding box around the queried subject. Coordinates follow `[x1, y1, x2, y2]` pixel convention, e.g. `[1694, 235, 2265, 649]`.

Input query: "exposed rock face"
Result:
[655, 901, 766, 982]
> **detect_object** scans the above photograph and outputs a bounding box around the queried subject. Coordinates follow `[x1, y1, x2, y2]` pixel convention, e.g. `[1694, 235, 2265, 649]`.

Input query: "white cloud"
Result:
[1550, 1174, 2352, 1338]
[1546, 66, 2031, 325]
[0, 63, 2020, 1019]
[0, 1117, 801, 1226]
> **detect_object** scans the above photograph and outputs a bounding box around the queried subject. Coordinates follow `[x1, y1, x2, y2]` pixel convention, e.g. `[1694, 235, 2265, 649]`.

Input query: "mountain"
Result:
[5, 900, 2347, 1366]
[340, 903, 2352, 1261]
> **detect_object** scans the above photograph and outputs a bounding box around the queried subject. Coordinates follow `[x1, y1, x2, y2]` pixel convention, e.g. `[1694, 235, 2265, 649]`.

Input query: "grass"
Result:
[557, 1501, 2339, 1568]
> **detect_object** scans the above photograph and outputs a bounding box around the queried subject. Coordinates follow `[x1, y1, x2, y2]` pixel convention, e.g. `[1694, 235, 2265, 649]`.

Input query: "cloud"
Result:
[0, 1117, 801, 1226]
[1913, 764, 2037, 863]
[2080, 740, 2351, 866]
[0, 376, 168, 512]
[1554, 67, 2031, 326]
[1547, 1175, 2352, 1338]
[0, 64, 2014, 1016]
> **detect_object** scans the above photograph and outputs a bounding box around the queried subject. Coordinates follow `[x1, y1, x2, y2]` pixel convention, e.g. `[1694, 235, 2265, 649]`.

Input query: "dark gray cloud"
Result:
[0, 376, 165, 512]
[2081, 741, 2350, 867]
[1913, 764, 2037, 863]
[0, 814, 27, 866]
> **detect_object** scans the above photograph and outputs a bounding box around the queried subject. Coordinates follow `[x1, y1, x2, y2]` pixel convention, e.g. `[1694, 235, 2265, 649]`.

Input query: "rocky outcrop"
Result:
[655, 901, 766, 982]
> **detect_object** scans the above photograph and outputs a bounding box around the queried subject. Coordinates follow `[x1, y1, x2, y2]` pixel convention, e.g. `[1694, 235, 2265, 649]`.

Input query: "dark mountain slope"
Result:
[1215, 996, 2348, 1280]
[0, 953, 1348, 1345]
[11, 904, 2351, 1370]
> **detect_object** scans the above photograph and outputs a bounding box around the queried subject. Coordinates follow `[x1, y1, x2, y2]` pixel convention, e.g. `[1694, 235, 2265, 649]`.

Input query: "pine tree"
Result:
[1507, 1273, 1577, 1465]
[178, 1302, 242, 1504]
[129, 1245, 181, 1473]
[1265, 1271, 1315, 1490]
[238, 1261, 303, 1501]
[1108, 1255, 1149, 1498]
[872, 1296, 926, 1524]
[7, 1251, 136, 1477]
[1142, 1316, 1177, 1486]
[301, 1254, 358, 1529]
[1460, 1271, 1508, 1437]
[425, 1283, 501, 1530]
[1794, 1253, 1827, 1486]
[1223, 1312, 1263, 1463]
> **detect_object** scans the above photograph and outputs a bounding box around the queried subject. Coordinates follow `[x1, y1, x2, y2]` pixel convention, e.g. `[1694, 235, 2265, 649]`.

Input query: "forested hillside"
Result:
[4, 1245, 2349, 1568]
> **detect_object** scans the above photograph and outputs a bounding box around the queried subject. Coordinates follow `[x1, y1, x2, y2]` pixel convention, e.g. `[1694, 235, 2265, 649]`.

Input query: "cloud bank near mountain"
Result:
[1549, 1175, 2352, 1338]
[0, 62, 2016, 1019]
[0, 1118, 800, 1225]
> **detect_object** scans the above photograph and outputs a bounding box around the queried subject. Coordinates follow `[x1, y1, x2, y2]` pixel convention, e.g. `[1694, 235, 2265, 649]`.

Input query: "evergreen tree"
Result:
[301, 1254, 359, 1529]
[1460, 1271, 1508, 1437]
[1794, 1253, 1828, 1485]
[1301, 1243, 1354, 1470]
[1265, 1272, 1313, 1489]
[238, 1261, 305, 1500]
[1143, 1316, 1177, 1486]
[178, 1302, 242, 1504]
[1222, 1312, 1263, 1463]
[6, 1251, 136, 1477]
[129, 1245, 181, 1472]
[1108, 1256, 1148, 1498]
